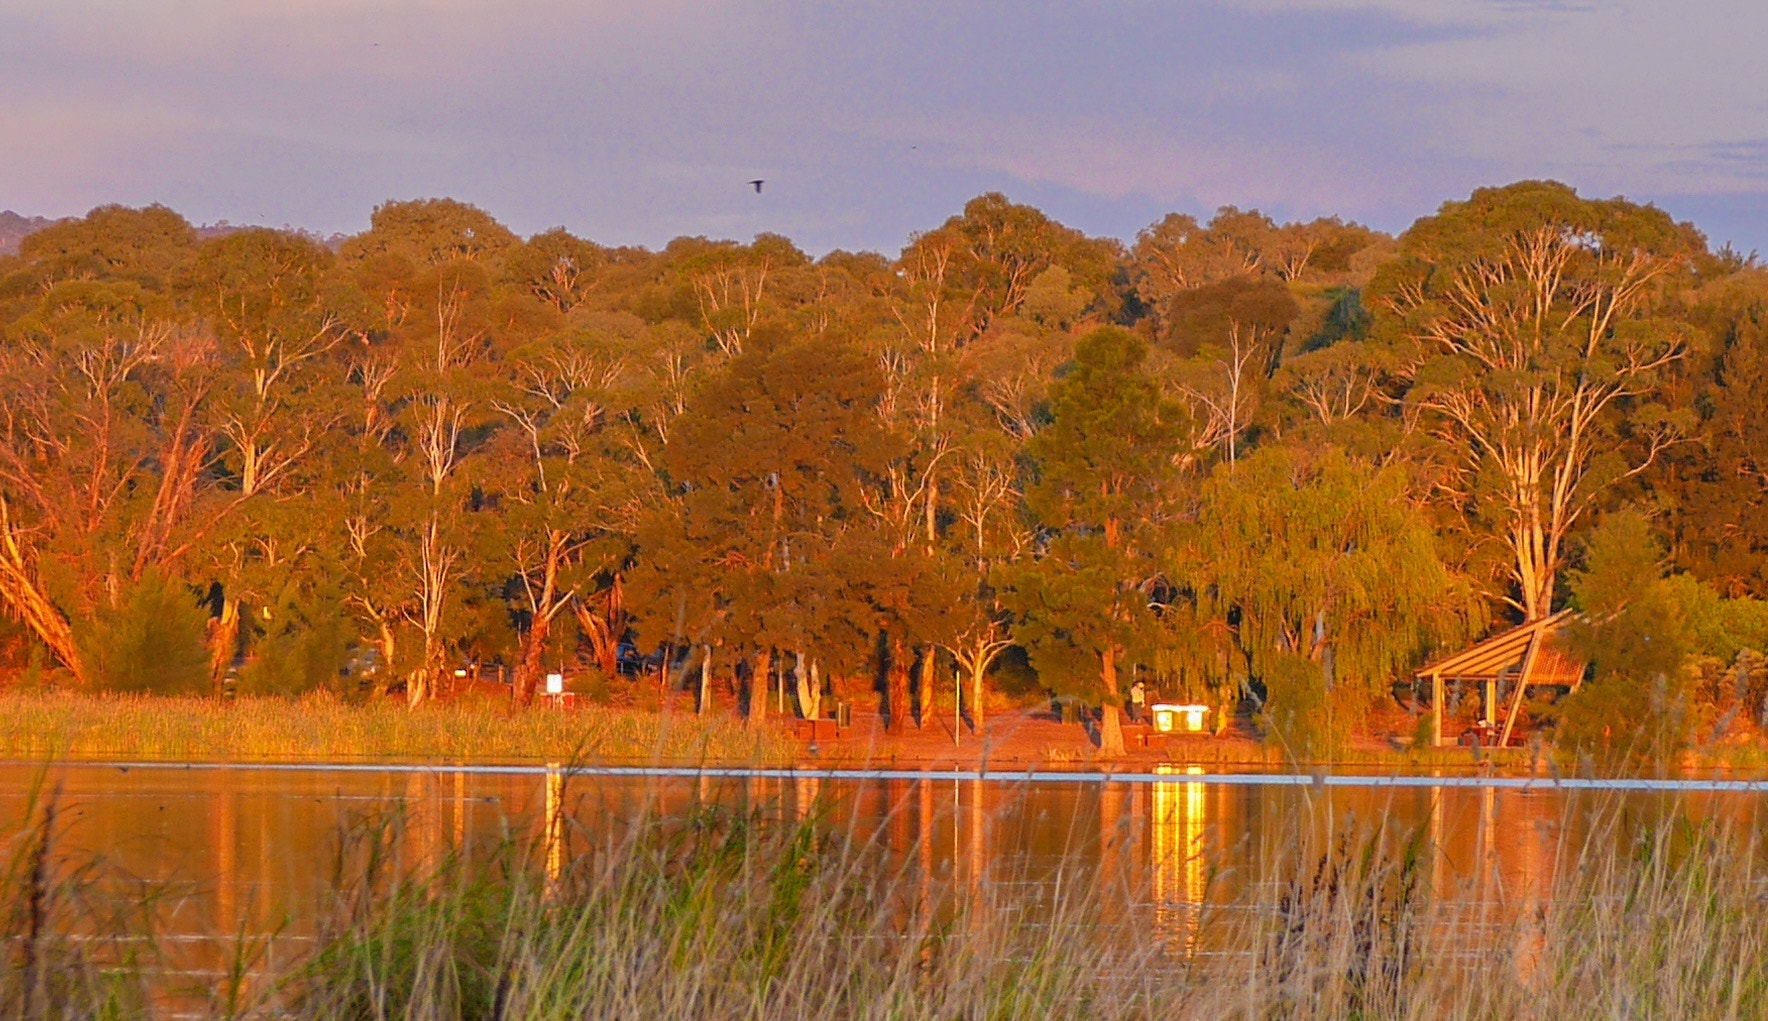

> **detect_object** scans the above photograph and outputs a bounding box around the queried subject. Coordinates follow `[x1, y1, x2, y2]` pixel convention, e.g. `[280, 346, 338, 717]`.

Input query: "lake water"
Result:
[5, 761, 1766, 972]
[6, 760, 1760, 927]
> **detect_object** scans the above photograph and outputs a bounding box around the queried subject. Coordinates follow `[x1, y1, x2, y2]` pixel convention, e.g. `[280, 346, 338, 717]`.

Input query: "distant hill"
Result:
[0, 211, 351, 257]
[0, 210, 72, 256]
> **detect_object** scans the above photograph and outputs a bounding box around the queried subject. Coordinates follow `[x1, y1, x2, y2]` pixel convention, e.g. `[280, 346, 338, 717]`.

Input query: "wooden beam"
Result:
[1498, 629, 1544, 748]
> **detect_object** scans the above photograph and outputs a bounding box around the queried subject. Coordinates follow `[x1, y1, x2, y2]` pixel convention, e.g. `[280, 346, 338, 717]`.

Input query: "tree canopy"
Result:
[0, 182, 1761, 756]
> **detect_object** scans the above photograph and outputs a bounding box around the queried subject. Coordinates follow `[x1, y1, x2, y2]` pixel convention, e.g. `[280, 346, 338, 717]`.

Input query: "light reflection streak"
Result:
[543, 762, 564, 888]
[1150, 765, 1208, 955]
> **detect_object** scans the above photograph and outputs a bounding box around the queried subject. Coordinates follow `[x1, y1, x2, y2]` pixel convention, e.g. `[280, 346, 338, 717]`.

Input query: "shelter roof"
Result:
[1415, 609, 1581, 683]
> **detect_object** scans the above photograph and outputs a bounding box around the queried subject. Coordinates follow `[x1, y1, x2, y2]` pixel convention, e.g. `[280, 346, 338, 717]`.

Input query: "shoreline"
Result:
[13, 757, 1768, 791]
[1, 691, 1762, 778]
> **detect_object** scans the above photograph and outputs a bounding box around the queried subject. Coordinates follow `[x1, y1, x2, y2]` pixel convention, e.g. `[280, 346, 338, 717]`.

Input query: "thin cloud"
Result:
[1, 1, 1764, 253]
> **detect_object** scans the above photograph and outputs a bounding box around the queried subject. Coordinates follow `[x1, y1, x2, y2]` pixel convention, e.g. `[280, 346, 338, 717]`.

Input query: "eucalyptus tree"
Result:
[338, 203, 542, 702]
[1161, 277, 1301, 466]
[1004, 327, 1187, 756]
[339, 198, 519, 269]
[1131, 208, 1384, 314]
[1372, 181, 1706, 620]
[0, 207, 211, 685]
[634, 234, 815, 359]
[941, 436, 1035, 733]
[486, 329, 636, 704]
[504, 228, 613, 315]
[15, 203, 197, 289]
[185, 228, 355, 681]
[881, 201, 1114, 721]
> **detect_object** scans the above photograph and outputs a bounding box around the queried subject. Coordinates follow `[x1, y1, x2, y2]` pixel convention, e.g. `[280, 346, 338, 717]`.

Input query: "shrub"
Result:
[74, 572, 211, 695]
[1555, 668, 1694, 772]
[236, 585, 353, 697]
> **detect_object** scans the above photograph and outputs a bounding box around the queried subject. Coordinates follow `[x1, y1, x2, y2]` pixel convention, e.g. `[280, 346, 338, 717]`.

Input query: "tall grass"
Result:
[6, 777, 1768, 1018]
[248, 788, 1768, 1019]
[0, 694, 790, 765]
[0, 776, 152, 1018]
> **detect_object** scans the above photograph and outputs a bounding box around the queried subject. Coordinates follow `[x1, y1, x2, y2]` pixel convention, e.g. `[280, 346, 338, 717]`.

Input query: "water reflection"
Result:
[7, 764, 1767, 956]
[1150, 767, 1209, 955]
[544, 763, 564, 887]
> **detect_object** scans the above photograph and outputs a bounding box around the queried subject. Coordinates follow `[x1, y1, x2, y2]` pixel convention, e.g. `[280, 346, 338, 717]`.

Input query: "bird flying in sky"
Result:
[749, 179, 764, 193]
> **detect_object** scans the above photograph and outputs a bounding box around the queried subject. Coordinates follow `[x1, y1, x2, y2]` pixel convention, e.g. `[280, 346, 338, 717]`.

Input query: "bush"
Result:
[1554, 668, 1694, 772]
[1557, 511, 1697, 771]
[236, 585, 353, 697]
[74, 572, 211, 695]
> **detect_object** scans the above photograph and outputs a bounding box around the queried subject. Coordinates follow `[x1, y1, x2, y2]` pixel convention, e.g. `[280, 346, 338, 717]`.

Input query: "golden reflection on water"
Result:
[1149, 766, 1209, 955]
[543, 763, 564, 887]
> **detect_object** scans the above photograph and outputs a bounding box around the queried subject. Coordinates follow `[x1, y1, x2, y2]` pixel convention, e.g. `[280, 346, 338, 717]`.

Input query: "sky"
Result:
[3, 0, 1766, 257]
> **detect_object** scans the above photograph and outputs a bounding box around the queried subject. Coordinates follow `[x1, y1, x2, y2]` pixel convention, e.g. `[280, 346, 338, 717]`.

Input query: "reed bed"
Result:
[6, 772, 1768, 1019]
[0, 694, 790, 765]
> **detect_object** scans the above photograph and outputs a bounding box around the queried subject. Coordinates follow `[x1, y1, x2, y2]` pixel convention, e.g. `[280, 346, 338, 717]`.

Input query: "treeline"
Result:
[3, 182, 1767, 756]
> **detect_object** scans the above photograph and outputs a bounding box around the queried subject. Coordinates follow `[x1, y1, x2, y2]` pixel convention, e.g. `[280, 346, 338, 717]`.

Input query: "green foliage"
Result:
[16, 203, 196, 286]
[1661, 300, 1768, 597]
[1007, 327, 1186, 710]
[1183, 447, 1483, 726]
[74, 573, 212, 696]
[1559, 512, 1697, 769]
[1556, 670, 1694, 773]
[237, 583, 354, 698]
[340, 197, 519, 267]
[1259, 653, 1358, 761]
[1161, 276, 1298, 359]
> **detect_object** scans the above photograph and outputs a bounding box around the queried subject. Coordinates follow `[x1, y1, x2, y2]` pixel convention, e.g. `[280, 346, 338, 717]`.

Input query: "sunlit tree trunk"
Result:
[513, 611, 551, 707]
[373, 622, 397, 699]
[793, 651, 820, 720]
[209, 598, 240, 692]
[1099, 647, 1126, 757]
[698, 646, 713, 715]
[886, 636, 912, 735]
[0, 499, 85, 684]
[916, 647, 936, 729]
[408, 514, 458, 706]
[748, 648, 771, 726]
[970, 657, 988, 735]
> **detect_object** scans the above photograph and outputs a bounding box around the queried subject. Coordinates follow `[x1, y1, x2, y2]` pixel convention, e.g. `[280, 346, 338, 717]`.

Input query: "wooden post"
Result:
[1432, 672, 1445, 748]
[1483, 676, 1497, 727]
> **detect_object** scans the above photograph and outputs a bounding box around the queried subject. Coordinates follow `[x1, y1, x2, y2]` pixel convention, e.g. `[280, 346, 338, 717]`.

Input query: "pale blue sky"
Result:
[4, 1, 1765, 255]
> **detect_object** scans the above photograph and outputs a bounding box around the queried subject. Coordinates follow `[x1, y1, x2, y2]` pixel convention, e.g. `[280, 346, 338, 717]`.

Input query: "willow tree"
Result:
[1374, 181, 1704, 620]
[1005, 327, 1186, 756]
[1179, 447, 1484, 756]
